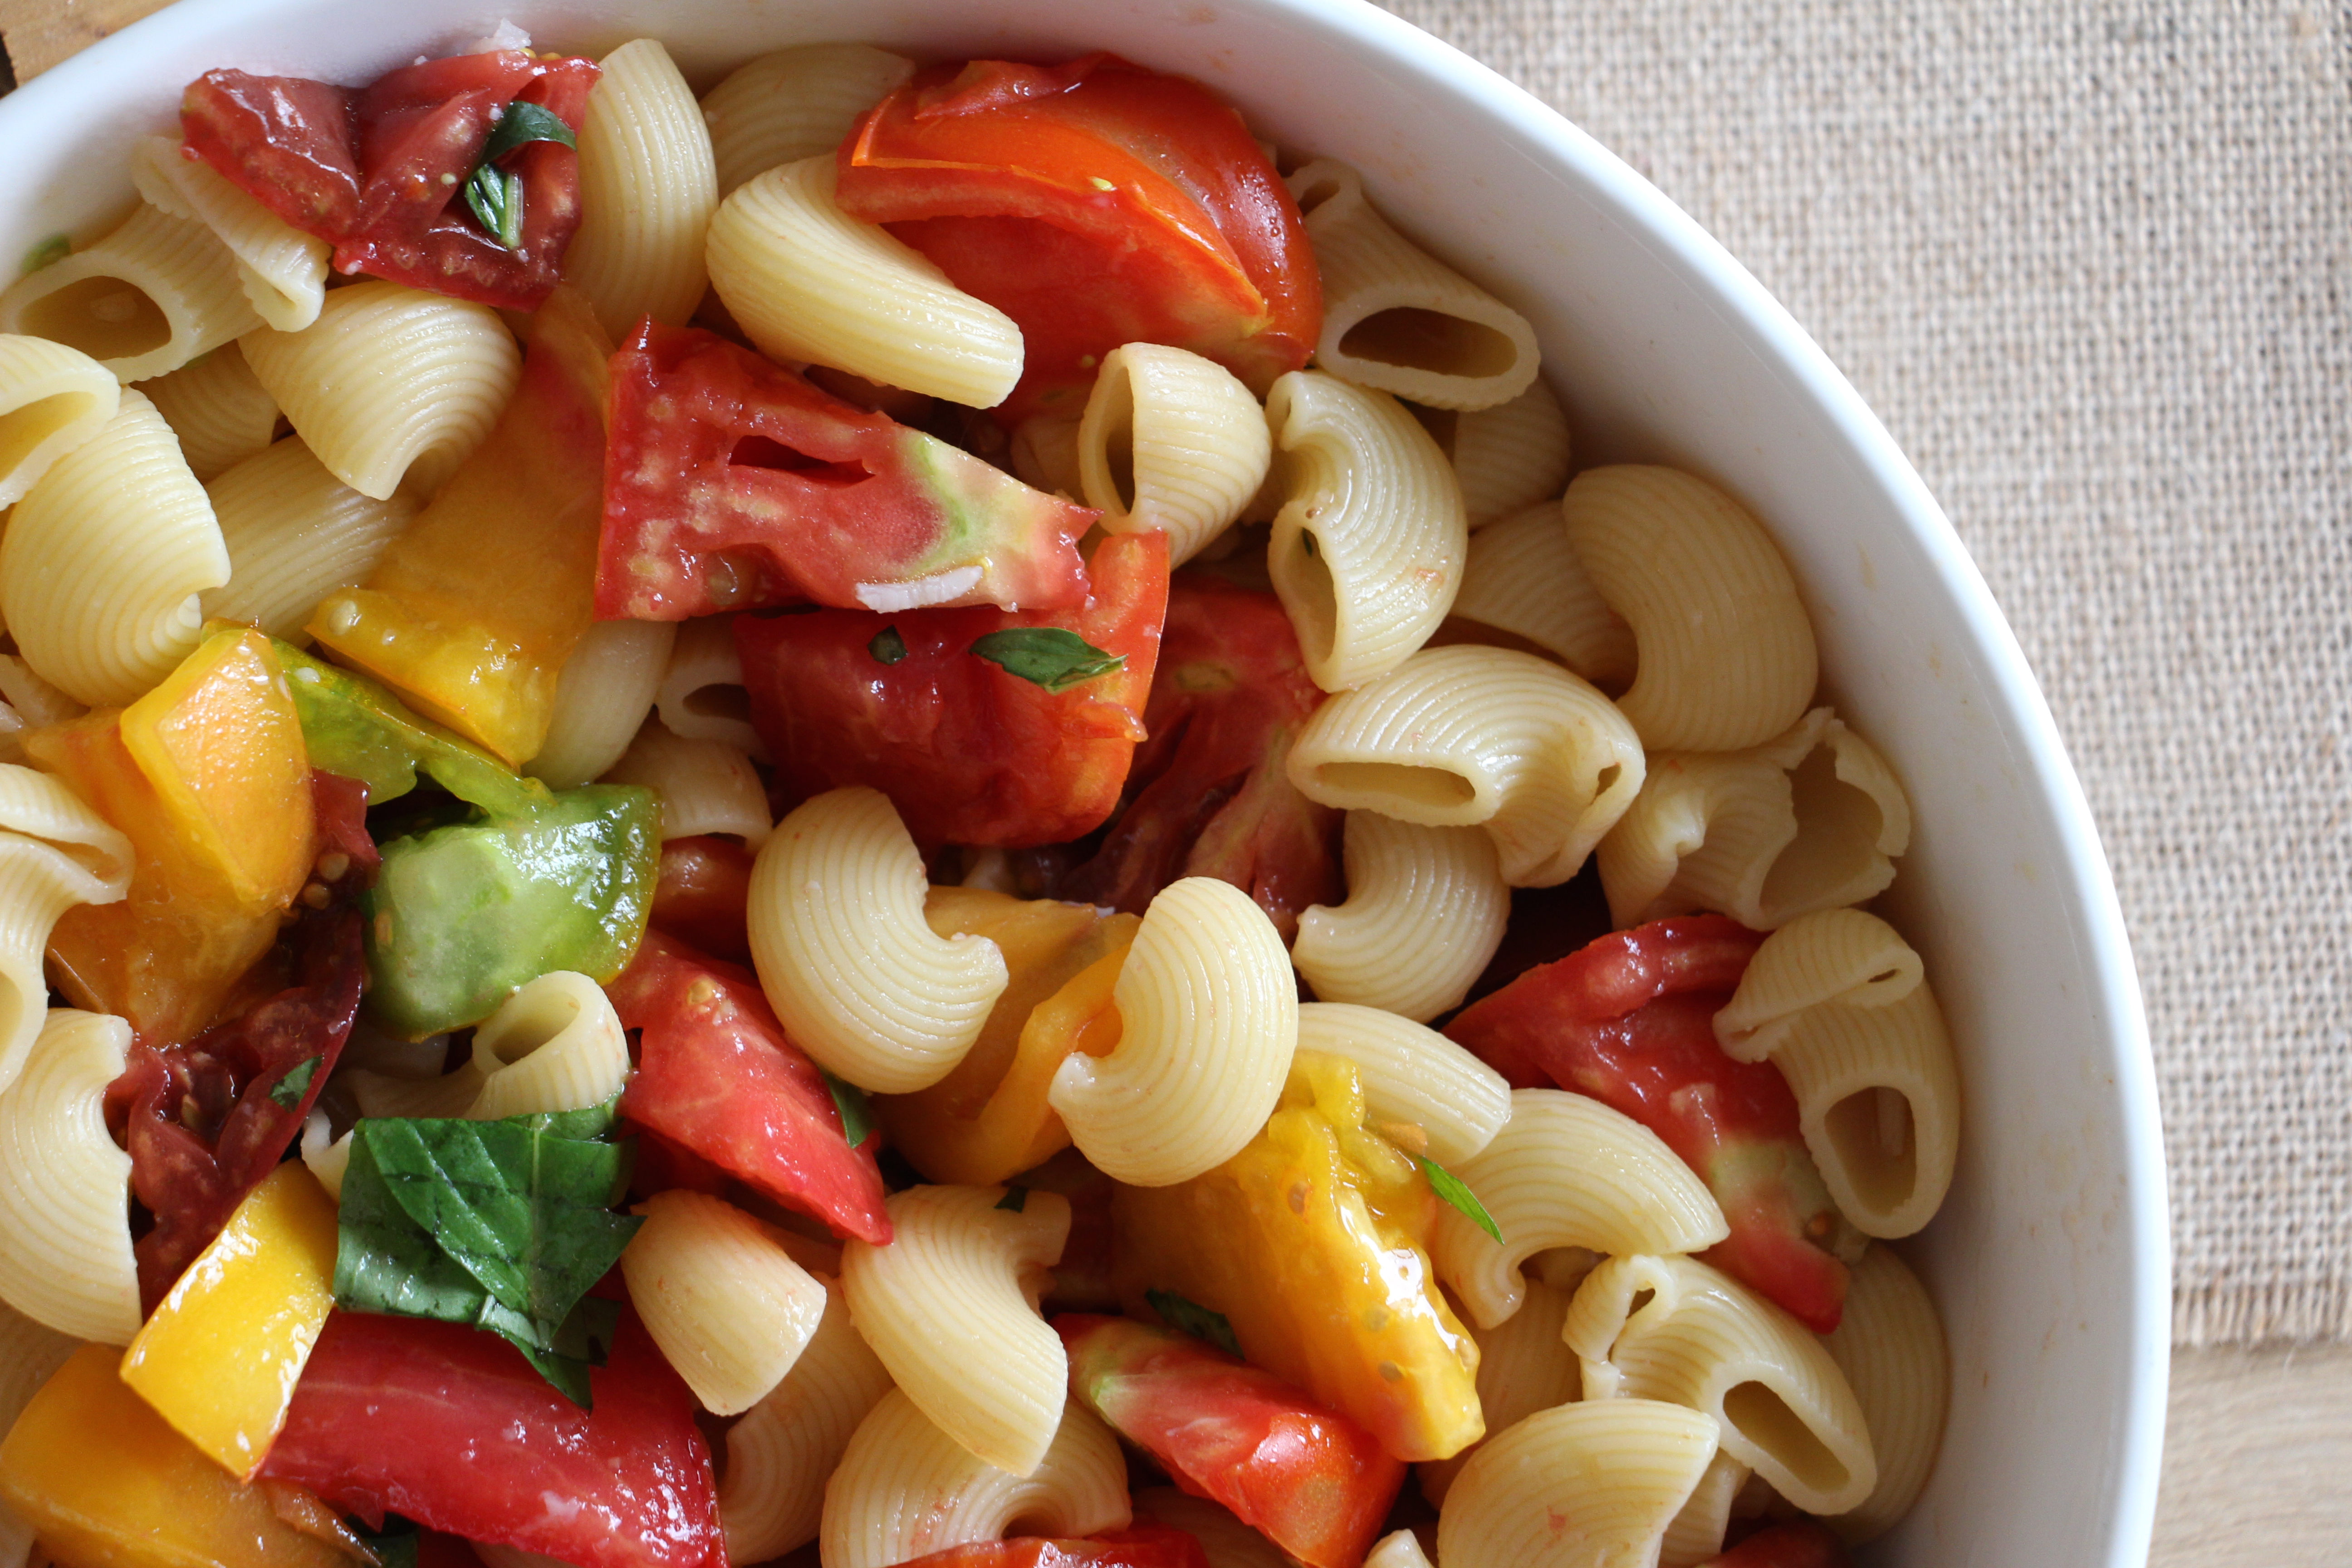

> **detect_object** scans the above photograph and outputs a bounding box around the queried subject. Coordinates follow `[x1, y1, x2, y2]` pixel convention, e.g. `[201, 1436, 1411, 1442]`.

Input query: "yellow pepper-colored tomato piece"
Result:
[876, 887, 1139, 1185]
[0, 1345, 351, 1568]
[1113, 1053, 1485, 1463]
[118, 1165, 339, 1480]
[305, 285, 613, 767]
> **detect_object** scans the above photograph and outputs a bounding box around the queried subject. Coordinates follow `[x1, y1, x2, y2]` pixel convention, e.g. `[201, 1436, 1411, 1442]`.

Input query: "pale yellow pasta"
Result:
[701, 44, 916, 198]
[465, 970, 632, 1122]
[1659, 1452, 1752, 1568]
[1296, 1002, 1509, 1167]
[0, 1299, 78, 1568]
[0, 1010, 138, 1344]
[707, 158, 1023, 408]
[0, 387, 229, 706]
[345, 1058, 486, 1121]
[1562, 466, 1818, 752]
[1565, 1253, 1877, 1515]
[1049, 876, 1297, 1187]
[1431, 1089, 1728, 1329]
[841, 1184, 1070, 1475]
[1264, 369, 1465, 691]
[240, 279, 519, 501]
[1287, 644, 1645, 887]
[1009, 414, 1084, 499]
[566, 41, 719, 337]
[622, 1190, 827, 1417]
[0, 766, 132, 1097]
[820, 1392, 1127, 1568]
[1128, 1489, 1294, 1568]
[603, 719, 772, 847]
[1597, 707, 1912, 930]
[129, 135, 328, 331]
[0, 202, 258, 382]
[0, 658, 78, 730]
[0, 334, 117, 507]
[198, 436, 416, 642]
[1286, 159, 1540, 412]
[720, 1276, 896, 1563]
[749, 788, 1009, 1093]
[299, 1110, 352, 1202]
[1293, 813, 1508, 1024]
[527, 618, 678, 790]
[1437, 376, 1573, 528]
[1437, 1399, 1720, 1568]
[1823, 1247, 1949, 1542]
[657, 614, 767, 760]
[139, 343, 280, 482]
[1450, 501, 1637, 691]
[1417, 1276, 1582, 1505]
[1364, 1529, 1436, 1568]
[1078, 342, 1271, 566]
[1717, 907, 1923, 1044]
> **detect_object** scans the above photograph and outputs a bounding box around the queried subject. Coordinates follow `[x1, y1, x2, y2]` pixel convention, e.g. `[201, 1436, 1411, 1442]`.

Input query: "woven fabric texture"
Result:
[1373, 0, 2350, 1344]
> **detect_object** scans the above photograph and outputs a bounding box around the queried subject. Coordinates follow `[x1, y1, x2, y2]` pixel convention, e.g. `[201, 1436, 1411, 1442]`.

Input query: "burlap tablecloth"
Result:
[2, 0, 2346, 1346]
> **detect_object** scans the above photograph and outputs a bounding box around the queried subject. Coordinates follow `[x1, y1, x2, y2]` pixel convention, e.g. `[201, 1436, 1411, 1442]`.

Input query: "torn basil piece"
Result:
[969, 627, 1126, 693]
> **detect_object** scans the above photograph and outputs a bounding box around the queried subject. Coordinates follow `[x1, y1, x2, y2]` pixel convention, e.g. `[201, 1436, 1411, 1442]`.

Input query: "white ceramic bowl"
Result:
[0, 2, 2167, 1563]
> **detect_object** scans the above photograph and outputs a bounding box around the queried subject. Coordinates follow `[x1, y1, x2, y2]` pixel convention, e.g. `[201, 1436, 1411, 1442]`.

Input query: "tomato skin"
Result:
[1702, 1522, 1852, 1568]
[736, 530, 1170, 847]
[608, 931, 891, 1244]
[259, 1310, 724, 1568]
[647, 834, 755, 962]
[1058, 1314, 1403, 1568]
[893, 1527, 1210, 1568]
[180, 72, 362, 234]
[1443, 916, 1854, 1333]
[838, 55, 1319, 420]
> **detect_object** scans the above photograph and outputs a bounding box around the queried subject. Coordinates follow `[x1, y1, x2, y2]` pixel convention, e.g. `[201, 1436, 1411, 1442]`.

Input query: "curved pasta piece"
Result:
[701, 44, 916, 198]
[1436, 1399, 1719, 1568]
[130, 134, 328, 332]
[1264, 369, 1465, 691]
[0, 334, 117, 508]
[656, 613, 767, 760]
[0, 1009, 139, 1344]
[345, 1059, 487, 1121]
[1564, 1253, 1877, 1515]
[1285, 160, 1539, 412]
[1286, 645, 1645, 887]
[1716, 906, 1924, 1047]
[1295, 1003, 1509, 1167]
[299, 1109, 352, 1202]
[0, 202, 258, 382]
[1129, 1489, 1294, 1568]
[1292, 813, 1508, 1024]
[1077, 342, 1270, 566]
[1659, 1452, 1752, 1568]
[1823, 1246, 1949, 1542]
[819, 1391, 1127, 1568]
[465, 970, 632, 1122]
[603, 719, 772, 848]
[622, 1190, 827, 1416]
[1435, 376, 1572, 529]
[1596, 707, 1912, 930]
[720, 1275, 896, 1563]
[1562, 466, 1818, 753]
[1416, 1275, 1581, 1506]
[749, 788, 1009, 1094]
[0, 1298, 80, 1568]
[0, 387, 229, 706]
[706, 157, 1024, 409]
[0, 766, 133, 1097]
[528, 618, 677, 790]
[199, 437, 418, 642]
[1364, 1529, 1436, 1568]
[1449, 502, 1637, 691]
[140, 343, 280, 483]
[1429, 1088, 1727, 1329]
[1049, 877, 1297, 1187]
[841, 1184, 1070, 1475]
[566, 40, 719, 337]
[240, 279, 519, 501]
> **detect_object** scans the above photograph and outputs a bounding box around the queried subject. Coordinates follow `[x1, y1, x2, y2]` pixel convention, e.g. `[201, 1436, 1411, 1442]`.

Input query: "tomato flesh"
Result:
[1703, 1522, 1852, 1568]
[646, 835, 755, 963]
[893, 1526, 1210, 1568]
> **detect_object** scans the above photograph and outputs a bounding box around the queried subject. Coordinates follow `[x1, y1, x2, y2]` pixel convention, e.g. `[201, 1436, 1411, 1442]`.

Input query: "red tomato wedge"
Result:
[1059, 575, 1339, 941]
[259, 1310, 723, 1568]
[598, 322, 1096, 620]
[183, 51, 596, 309]
[647, 835, 755, 963]
[1444, 916, 1856, 1333]
[737, 530, 1170, 847]
[837, 55, 1319, 420]
[608, 931, 891, 1244]
[894, 1529, 1210, 1568]
[1702, 1523, 1852, 1568]
[1057, 1315, 1403, 1568]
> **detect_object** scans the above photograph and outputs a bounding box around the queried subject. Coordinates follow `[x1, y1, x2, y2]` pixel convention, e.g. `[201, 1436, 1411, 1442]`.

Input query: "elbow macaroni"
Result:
[0, 201, 258, 383]
[1442, 376, 1573, 529]
[603, 719, 773, 848]
[1077, 342, 1270, 566]
[527, 618, 678, 791]
[701, 44, 916, 198]
[464, 970, 632, 1122]
[720, 1277, 896, 1563]
[0, 1009, 140, 1344]
[622, 1190, 828, 1417]
[1415, 1274, 1582, 1506]
[0, 766, 133, 1098]
[1823, 1246, 1950, 1542]
[139, 344, 281, 483]
[0, 333, 118, 508]
[128, 135, 328, 332]
[656, 613, 767, 760]
[1449, 501, 1637, 691]
[565, 40, 720, 337]
[1437, 1399, 1720, 1568]
[198, 436, 418, 643]
[1294, 1002, 1510, 1168]
[1292, 813, 1509, 1024]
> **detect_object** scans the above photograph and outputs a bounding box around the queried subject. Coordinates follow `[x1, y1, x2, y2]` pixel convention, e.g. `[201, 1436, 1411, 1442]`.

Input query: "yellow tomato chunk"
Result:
[0, 1344, 350, 1568]
[118, 1165, 339, 1480]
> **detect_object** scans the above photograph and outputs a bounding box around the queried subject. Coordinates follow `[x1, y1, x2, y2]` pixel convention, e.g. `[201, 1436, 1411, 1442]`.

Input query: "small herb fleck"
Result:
[1147, 1287, 1243, 1357]
[19, 235, 68, 276]
[1418, 1154, 1502, 1244]
[823, 1069, 875, 1148]
[1301, 531, 1319, 558]
[269, 1054, 324, 1111]
[868, 626, 909, 665]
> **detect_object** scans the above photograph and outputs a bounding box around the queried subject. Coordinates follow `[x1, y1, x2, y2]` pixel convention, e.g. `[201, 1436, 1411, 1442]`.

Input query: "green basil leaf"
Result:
[463, 163, 524, 250]
[969, 628, 1126, 694]
[823, 1069, 874, 1148]
[510, 1098, 623, 1142]
[480, 100, 578, 162]
[269, 1054, 324, 1110]
[868, 626, 909, 665]
[334, 1128, 554, 1345]
[517, 1294, 621, 1406]
[1146, 1287, 1242, 1357]
[995, 1186, 1028, 1212]
[1419, 1154, 1503, 1245]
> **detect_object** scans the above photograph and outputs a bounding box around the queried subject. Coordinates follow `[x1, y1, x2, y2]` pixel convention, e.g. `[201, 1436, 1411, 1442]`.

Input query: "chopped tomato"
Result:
[837, 54, 1319, 420]
[597, 322, 1095, 620]
[647, 835, 756, 962]
[1443, 916, 1854, 1333]
[1703, 1523, 1852, 1568]
[608, 931, 891, 1244]
[737, 530, 1169, 846]
[1058, 1315, 1403, 1568]
[182, 51, 596, 309]
[893, 1527, 1210, 1568]
[259, 1310, 723, 1568]
[1059, 575, 1339, 941]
